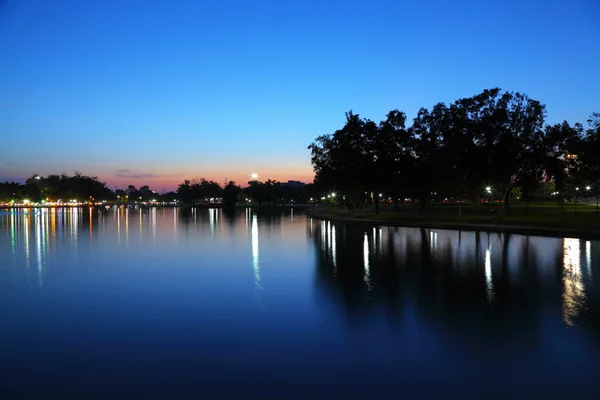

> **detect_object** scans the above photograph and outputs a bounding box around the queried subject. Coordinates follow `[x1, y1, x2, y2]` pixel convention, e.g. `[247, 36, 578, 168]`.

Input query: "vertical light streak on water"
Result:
[71, 208, 79, 243]
[152, 208, 157, 243]
[364, 233, 372, 291]
[125, 208, 129, 249]
[139, 208, 143, 244]
[117, 207, 121, 246]
[35, 211, 43, 288]
[216, 209, 219, 234]
[245, 208, 249, 232]
[251, 213, 264, 310]
[327, 221, 331, 254]
[43, 209, 49, 259]
[24, 212, 30, 269]
[430, 231, 438, 255]
[331, 225, 337, 272]
[372, 227, 376, 253]
[10, 209, 15, 259]
[209, 208, 215, 236]
[379, 228, 383, 254]
[72, 208, 80, 261]
[321, 221, 327, 253]
[173, 207, 177, 234]
[51, 208, 56, 252]
[485, 245, 494, 304]
[251, 214, 261, 289]
[586, 241, 592, 280]
[23, 211, 32, 293]
[562, 238, 585, 327]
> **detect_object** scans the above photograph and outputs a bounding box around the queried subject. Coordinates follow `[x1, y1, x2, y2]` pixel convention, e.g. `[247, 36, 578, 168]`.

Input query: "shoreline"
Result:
[307, 209, 600, 240]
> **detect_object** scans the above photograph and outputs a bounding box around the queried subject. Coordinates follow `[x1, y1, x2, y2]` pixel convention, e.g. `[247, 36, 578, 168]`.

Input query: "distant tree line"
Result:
[0, 172, 316, 206]
[308, 88, 600, 214]
[0, 172, 179, 203]
[176, 178, 315, 206]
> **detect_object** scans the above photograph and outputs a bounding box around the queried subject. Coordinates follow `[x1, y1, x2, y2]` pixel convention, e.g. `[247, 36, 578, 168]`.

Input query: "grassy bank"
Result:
[309, 203, 600, 238]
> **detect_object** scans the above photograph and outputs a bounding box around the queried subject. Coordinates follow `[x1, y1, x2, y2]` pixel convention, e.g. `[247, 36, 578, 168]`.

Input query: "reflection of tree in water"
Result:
[309, 219, 600, 345]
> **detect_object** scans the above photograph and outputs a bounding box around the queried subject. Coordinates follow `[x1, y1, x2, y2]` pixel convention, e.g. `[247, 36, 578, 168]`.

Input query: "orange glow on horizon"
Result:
[101, 170, 315, 191]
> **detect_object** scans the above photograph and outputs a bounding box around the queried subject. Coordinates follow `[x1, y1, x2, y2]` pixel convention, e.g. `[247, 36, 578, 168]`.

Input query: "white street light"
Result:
[485, 186, 492, 194]
[586, 186, 591, 191]
[330, 192, 336, 197]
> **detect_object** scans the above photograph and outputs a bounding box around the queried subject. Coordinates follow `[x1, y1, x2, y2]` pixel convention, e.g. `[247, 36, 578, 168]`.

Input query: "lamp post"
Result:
[586, 186, 591, 204]
[485, 186, 492, 211]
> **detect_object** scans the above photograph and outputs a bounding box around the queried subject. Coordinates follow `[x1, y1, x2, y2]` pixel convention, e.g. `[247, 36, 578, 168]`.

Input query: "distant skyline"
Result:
[1, 0, 599, 190]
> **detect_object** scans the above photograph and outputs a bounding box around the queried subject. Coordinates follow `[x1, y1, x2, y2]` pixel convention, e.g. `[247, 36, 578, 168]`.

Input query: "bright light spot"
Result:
[330, 192, 336, 197]
[586, 186, 591, 191]
[251, 173, 258, 180]
[379, 193, 383, 197]
[485, 186, 491, 193]
[576, 187, 579, 191]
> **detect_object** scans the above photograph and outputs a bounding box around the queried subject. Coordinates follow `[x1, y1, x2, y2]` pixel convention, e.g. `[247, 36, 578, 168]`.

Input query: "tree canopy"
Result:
[308, 88, 598, 214]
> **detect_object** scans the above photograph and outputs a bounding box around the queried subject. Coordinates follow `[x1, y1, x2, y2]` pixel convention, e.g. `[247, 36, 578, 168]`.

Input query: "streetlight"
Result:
[485, 186, 492, 194]
[251, 173, 258, 181]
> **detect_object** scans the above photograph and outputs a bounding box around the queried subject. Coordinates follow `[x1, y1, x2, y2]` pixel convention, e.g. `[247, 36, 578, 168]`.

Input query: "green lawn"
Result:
[313, 202, 600, 231]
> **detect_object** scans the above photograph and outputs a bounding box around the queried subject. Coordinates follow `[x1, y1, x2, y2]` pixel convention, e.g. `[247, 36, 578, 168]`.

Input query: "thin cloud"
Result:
[115, 169, 160, 179]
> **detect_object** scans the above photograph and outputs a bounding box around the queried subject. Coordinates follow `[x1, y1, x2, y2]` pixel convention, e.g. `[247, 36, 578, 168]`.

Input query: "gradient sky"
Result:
[1, 0, 599, 190]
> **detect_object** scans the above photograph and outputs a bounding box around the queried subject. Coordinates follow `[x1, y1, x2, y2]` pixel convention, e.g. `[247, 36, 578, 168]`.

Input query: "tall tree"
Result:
[308, 111, 373, 210]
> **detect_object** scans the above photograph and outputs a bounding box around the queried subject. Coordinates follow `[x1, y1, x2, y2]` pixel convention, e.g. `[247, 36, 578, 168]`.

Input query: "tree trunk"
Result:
[372, 192, 380, 214]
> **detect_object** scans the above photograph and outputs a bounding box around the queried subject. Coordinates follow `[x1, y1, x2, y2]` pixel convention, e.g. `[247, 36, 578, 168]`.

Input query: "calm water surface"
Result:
[1, 207, 599, 398]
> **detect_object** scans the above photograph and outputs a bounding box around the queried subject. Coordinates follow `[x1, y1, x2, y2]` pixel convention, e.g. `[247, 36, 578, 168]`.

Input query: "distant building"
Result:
[280, 180, 306, 189]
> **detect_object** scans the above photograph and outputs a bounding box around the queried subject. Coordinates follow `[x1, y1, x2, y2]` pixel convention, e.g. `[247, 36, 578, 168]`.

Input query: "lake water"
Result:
[1, 207, 599, 398]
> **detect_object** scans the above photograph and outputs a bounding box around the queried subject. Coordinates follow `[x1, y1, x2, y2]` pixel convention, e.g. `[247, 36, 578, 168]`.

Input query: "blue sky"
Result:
[1, 0, 599, 189]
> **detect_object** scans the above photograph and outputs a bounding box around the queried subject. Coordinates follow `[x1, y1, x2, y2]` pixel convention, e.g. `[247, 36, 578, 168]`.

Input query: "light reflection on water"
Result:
[0, 207, 599, 397]
[562, 238, 586, 326]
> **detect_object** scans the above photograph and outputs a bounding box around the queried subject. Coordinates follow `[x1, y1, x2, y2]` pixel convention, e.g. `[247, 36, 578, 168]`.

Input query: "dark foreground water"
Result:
[1, 207, 599, 398]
